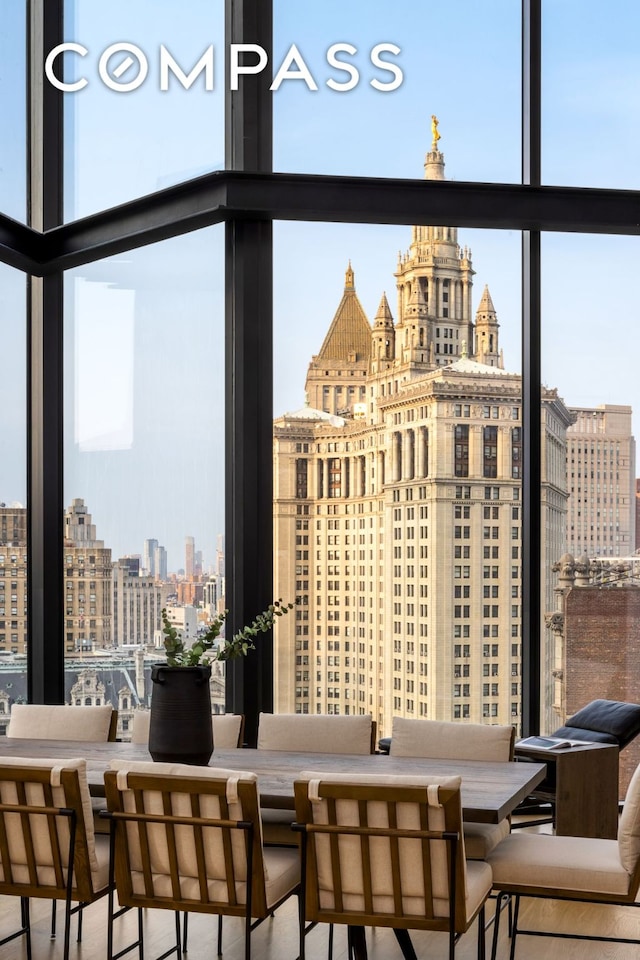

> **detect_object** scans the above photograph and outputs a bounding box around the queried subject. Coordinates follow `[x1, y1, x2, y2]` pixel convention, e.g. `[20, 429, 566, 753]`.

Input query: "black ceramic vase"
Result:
[149, 664, 214, 764]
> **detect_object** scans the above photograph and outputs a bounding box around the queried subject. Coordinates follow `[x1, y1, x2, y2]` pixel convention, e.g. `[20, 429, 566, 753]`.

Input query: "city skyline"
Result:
[2, 1, 640, 564]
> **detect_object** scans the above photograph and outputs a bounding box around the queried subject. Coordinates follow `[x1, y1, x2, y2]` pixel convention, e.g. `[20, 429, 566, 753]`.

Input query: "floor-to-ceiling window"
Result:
[0, 1, 637, 751]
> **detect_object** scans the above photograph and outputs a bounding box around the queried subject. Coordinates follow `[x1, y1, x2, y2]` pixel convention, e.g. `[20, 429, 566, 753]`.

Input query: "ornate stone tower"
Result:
[474, 285, 503, 368]
[394, 119, 475, 371]
[370, 292, 395, 374]
[304, 262, 370, 417]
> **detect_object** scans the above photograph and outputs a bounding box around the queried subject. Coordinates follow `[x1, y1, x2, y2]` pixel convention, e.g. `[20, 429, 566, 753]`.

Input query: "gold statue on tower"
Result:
[431, 114, 441, 151]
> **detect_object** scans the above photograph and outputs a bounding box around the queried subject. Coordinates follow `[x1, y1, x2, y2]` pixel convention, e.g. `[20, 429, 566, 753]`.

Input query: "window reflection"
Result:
[0, 263, 27, 730]
[64, 0, 224, 220]
[63, 228, 224, 736]
[0, 0, 26, 221]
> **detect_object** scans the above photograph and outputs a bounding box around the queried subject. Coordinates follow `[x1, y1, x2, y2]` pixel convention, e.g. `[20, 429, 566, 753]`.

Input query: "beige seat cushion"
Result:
[130, 710, 151, 744]
[212, 714, 243, 749]
[463, 818, 510, 860]
[488, 833, 632, 897]
[618, 761, 640, 873]
[258, 713, 373, 755]
[131, 712, 243, 748]
[390, 717, 514, 761]
[8, 704, 114, 742]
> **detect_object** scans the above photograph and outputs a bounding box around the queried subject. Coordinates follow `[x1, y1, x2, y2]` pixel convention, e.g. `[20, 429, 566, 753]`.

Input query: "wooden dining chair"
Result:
[103, 759, 301, 960]
[389, 717, 516, 861]
[487, 760, 640, 958]
[294, 770, 493, 960]
[257, 712, 377, 846]
[0, 756, 112, 960]
[7, 702, 117, 932]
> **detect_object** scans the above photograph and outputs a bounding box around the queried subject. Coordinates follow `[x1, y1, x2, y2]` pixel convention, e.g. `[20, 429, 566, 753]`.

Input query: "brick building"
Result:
[548, 554, 640, 794]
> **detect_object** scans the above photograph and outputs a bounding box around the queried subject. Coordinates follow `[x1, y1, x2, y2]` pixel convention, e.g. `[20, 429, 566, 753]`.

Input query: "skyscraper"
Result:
[143, 538, 158, 577]
[566, 405, 636, 558]
[273, 140, 572, 736]
[64, 498, 112, 652]
[185, 536, 195, 580]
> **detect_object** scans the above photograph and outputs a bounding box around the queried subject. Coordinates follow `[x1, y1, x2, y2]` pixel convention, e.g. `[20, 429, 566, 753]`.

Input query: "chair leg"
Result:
[347, 926, 368, 960]
[217, 914, 223, 955]
[477, 905, 486, 960]
[23, 897, 32, 960]
[50, 900, 57, 939]
[490, 894, 504, 960]
[509, 895, 520, 960]
[174, 911, 182, 956]
[392, 928, 418, 960]
[328, 922, 334, 960]
[183, 912, 188, 952]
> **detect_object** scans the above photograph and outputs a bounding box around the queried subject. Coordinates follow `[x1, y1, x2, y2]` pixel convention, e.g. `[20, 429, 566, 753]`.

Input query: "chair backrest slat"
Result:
[161, 790, 183, 902]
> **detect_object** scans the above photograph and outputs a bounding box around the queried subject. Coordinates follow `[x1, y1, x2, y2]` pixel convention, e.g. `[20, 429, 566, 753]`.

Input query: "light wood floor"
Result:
[0, 893, 639, 960]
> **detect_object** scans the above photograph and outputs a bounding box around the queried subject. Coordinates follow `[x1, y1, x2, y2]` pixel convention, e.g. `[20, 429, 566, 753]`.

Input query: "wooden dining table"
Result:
[0, 737, 546, 823]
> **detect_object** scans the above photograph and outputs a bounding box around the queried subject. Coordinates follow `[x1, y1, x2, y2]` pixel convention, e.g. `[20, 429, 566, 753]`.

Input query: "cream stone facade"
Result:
[112, 558, 163, 647]
[64, 498, 112, 652]
[273, 143, 573, 738]
[0, 506, 27, 654]
[566, 405, 636, 558]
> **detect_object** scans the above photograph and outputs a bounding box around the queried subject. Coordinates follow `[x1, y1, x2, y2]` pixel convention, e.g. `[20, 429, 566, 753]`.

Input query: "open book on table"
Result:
[517, 735, 575, 750]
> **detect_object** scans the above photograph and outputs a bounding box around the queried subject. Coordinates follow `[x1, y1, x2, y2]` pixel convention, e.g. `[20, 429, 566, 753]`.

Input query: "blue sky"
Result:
[1, 1, 639, 569]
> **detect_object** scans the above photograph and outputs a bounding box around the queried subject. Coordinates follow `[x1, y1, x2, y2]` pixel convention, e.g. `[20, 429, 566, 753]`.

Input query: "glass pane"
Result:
[0, 262, 27, 729]
[274, 0, 520, 181]
[64, 227, 224, 737]
[274, 212, 521, 736]
[541, 233, 638, 800]
[543, 0, 640, 188]
[0, 0, 27, 221]
[63, 0, 224, 220]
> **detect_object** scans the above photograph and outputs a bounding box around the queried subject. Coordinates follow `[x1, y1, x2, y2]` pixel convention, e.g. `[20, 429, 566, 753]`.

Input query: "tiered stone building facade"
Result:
[274, 140, 573, 738]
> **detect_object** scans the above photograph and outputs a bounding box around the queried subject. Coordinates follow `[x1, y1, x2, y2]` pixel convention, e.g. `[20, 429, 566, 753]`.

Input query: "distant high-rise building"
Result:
[121, 556, 140, 577]
[566, 405, 636, 558]
[273, 138, 572, 736]
[215, 534, 225, 578]
[0, 504, 27, 653]
[112, 558, 162, 647]
[185, 536, 195, 579]
[64, 498, 112, 652]
[195, 550, 203, 577]
[155, 544, 168, 581]
[143, 538, 158, 577]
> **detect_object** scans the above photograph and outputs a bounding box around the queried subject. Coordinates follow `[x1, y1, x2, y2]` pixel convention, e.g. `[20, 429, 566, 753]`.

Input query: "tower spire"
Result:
[370, 292, 395, 372]
[474, 284, 502, 367]
[424, 115, 445, 181]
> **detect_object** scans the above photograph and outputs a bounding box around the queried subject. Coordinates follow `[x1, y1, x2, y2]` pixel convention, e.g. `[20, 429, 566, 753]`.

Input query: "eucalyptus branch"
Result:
[161, 599, 294, 667]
